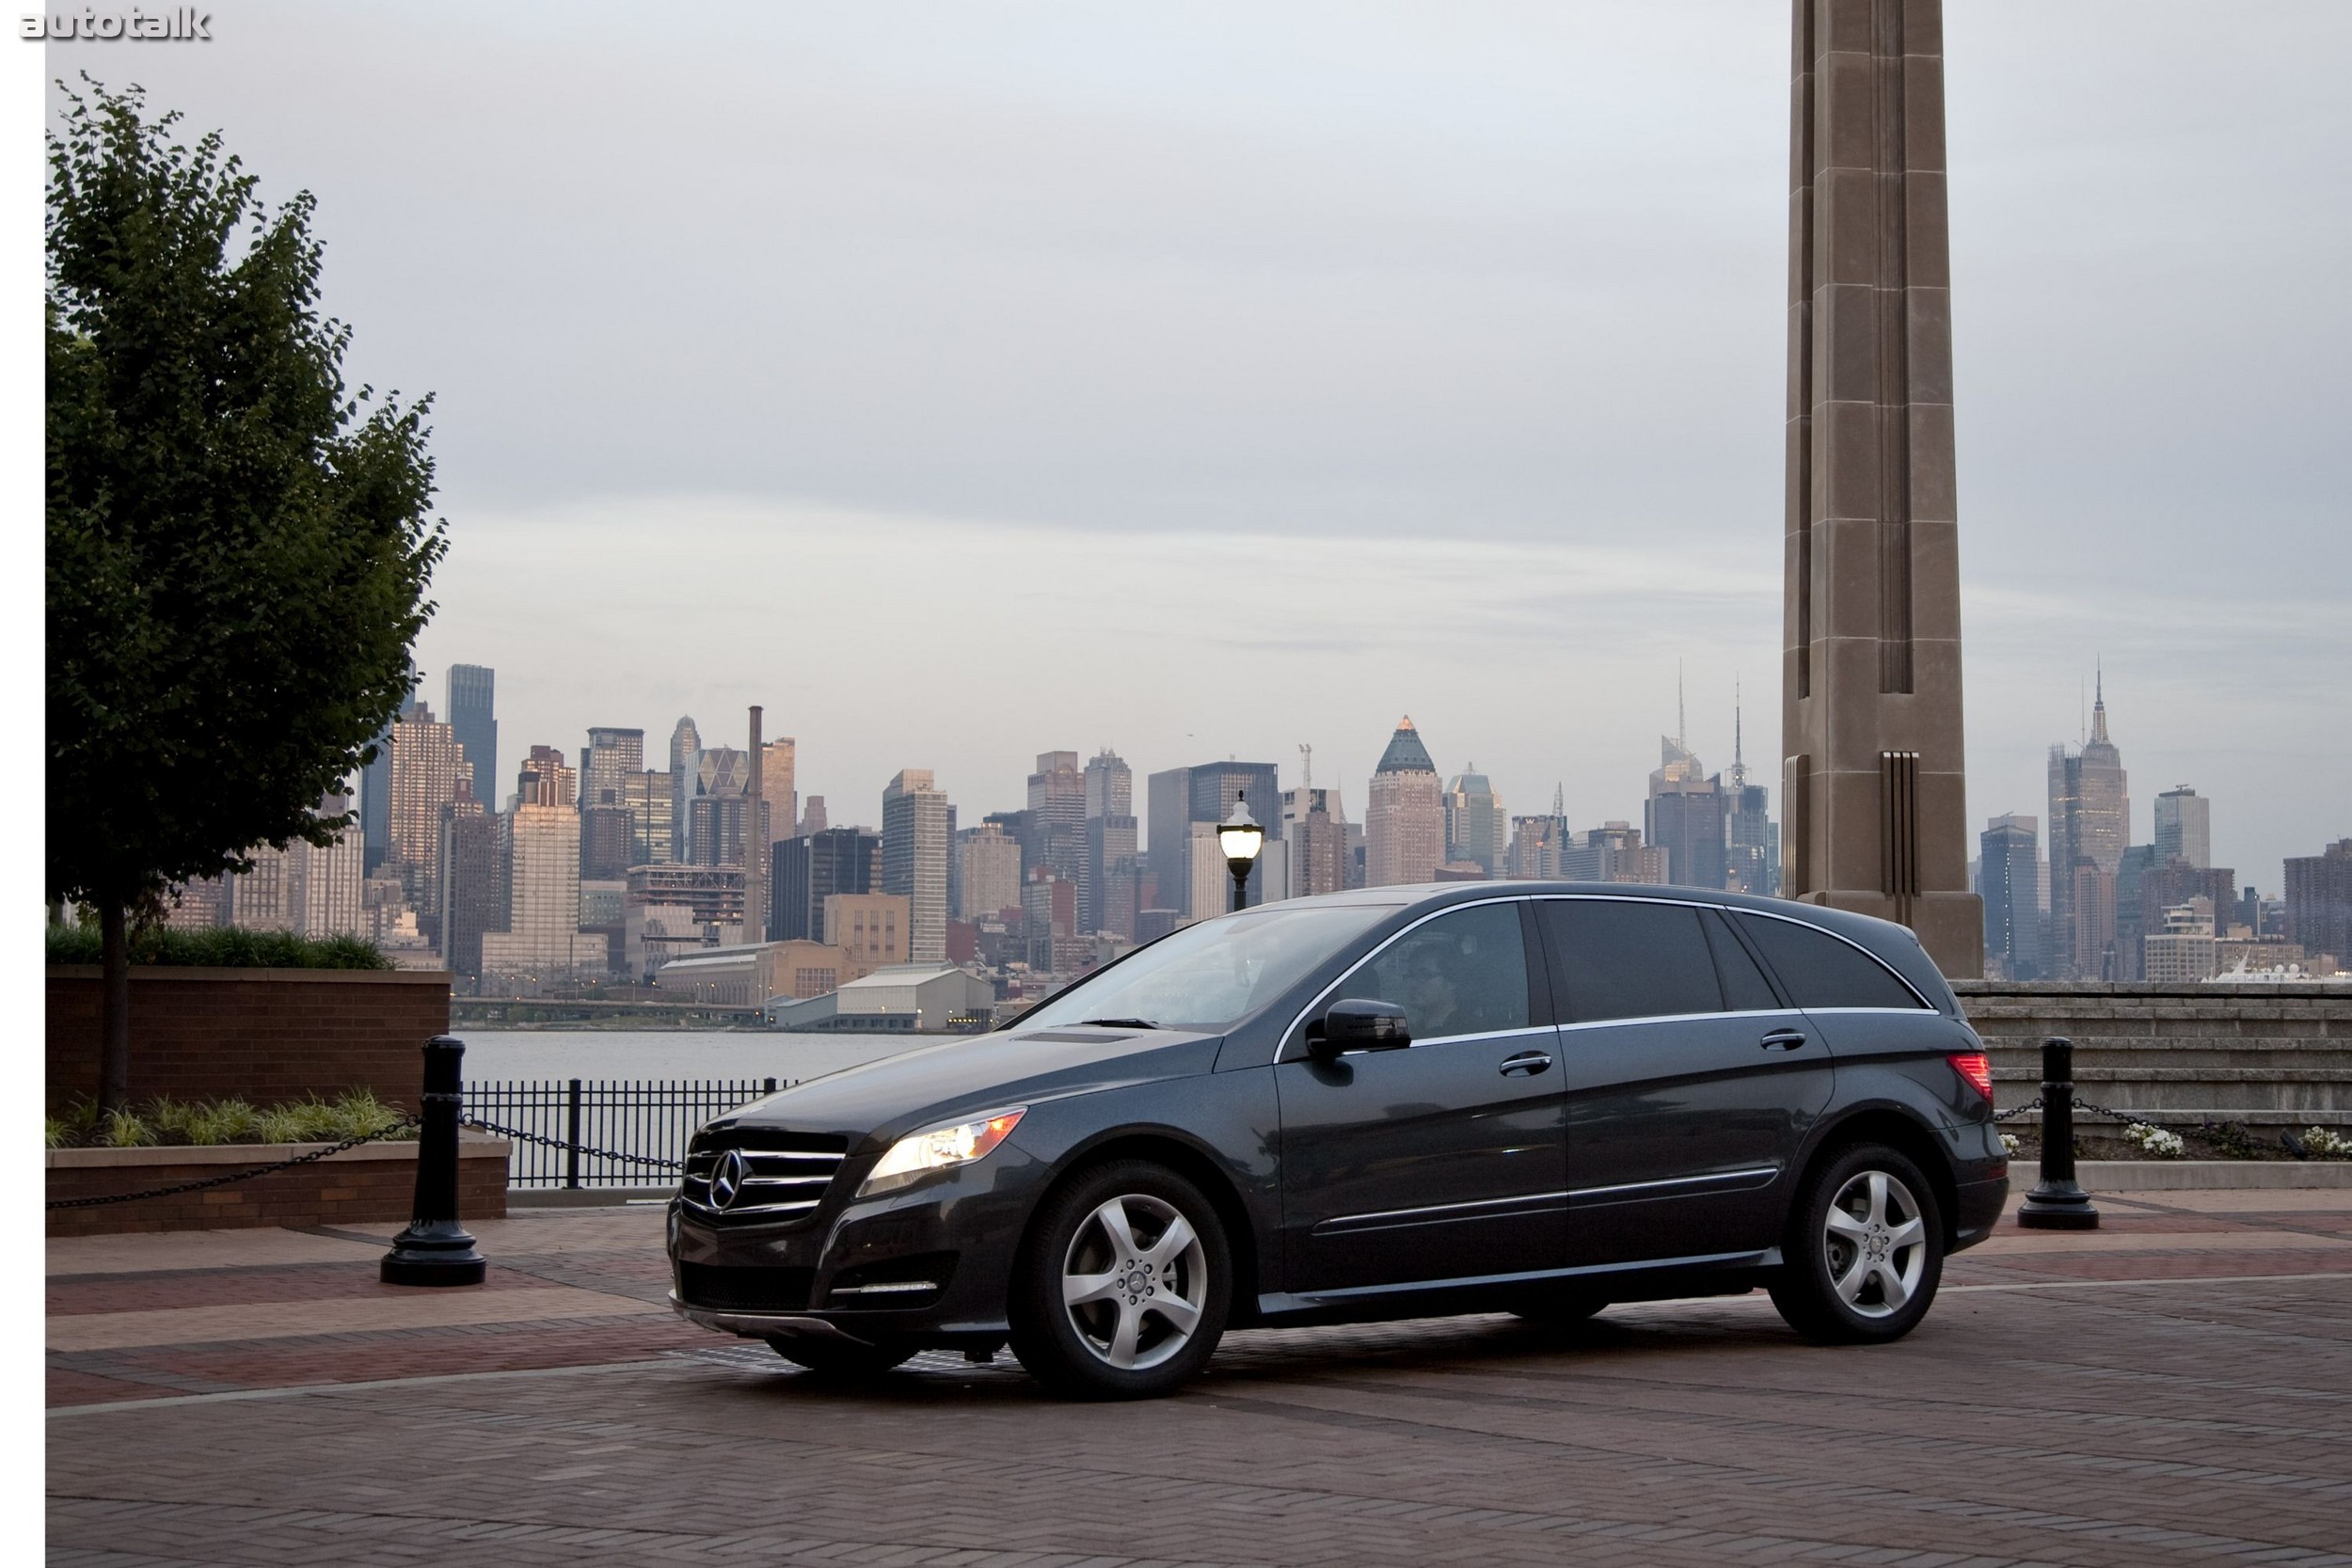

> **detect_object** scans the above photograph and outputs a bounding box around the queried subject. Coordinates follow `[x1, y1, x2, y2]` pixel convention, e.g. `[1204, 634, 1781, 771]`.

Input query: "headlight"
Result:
[857, 1108, 1026, 1196]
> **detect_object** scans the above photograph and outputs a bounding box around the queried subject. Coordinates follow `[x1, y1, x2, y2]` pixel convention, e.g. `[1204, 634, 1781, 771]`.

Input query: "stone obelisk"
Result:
[1782, 0, 1982, 977]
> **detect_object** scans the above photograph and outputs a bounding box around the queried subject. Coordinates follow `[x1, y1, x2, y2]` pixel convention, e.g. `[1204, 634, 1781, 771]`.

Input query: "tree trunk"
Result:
[98, 895, 132, 1117]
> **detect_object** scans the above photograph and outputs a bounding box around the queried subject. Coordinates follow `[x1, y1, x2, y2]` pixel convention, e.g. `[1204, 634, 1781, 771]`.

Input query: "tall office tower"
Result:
[2154, 786, 2211, 869]
[1028, 750, 1089, 909]
[2284, 839, 2352, 966]
[358, 675, 415, 875]
[1979, 815, 2042, 981]
[226, 846, 295, 932]
[1563, 821, 1671, 885]
[436, 788, 501, 984]
[2113, 843, 2158, 980]
[1283, 784, 1350, 899]
[516, 745, 577, 808]
[687, 747, 755, 867]
[2047, 676, 2130, 977]
[296, 793, 367, 939]
[771, 826, 876, 942]
[622, 769, 674, 865]
[481, 753, 603, 990]
[387, 701, 466, 917]
[668, 717, 700, 867]
[1723, 690, 1777, 895]
[580, 728, 644, 812]
[1507, 815, 1564, 879]
[2136, 857, 2238, 970]
[882, 769, 951, 962]
[762, 737, 797, 850]
[1083, 750, 1136, 934]
[959, 821, 1024, 922]
[580, 805, 636, 881]
[444, 666, 498, 820]
[1365, 718, 1442, 889]
[801, 796, 828, 836]
[1647, 736, 1727, 890]
[1443, 768, 1507, 877]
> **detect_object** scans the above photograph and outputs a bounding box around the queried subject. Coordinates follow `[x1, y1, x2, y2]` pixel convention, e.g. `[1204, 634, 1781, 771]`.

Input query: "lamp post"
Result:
[1218, 796, 1265, 913]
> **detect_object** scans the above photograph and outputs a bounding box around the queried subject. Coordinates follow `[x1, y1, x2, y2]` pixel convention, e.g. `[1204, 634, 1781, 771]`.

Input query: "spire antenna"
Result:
[1677, 660, 1686, 752]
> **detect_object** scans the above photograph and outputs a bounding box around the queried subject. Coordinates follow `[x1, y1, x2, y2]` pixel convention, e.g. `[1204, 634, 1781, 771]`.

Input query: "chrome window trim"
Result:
[1534, 894, 1934, 1015]
[1277, 895, 1535, 1065]
[1552, 1006, 1797, 1035]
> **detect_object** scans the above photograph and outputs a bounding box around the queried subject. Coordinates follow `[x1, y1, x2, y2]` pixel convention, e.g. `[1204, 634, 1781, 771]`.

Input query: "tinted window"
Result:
[1703, 911, 1783, 1011]
[1333, 903, 1530, 1040]
[1541, 900, 1723, 1023]
[1733, 913, 1926, 1010]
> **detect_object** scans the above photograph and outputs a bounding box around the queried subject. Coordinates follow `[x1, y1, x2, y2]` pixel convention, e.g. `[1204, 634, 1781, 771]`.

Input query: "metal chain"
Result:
[46, 1120, 421, 1210]
[1992, 1096, 2043, 1123]
[458, 1113, 683, 1173]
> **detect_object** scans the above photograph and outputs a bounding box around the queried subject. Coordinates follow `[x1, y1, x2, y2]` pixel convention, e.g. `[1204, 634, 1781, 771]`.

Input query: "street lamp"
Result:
[1218, 796, 1265, 913]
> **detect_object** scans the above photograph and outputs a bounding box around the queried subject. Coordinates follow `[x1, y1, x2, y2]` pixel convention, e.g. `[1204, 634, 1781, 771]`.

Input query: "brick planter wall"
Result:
[46, 1133, 510, 1237]
[46, 966, 453, 1111]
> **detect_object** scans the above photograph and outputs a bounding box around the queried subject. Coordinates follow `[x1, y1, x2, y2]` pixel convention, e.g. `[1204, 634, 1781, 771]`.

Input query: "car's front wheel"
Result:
[1769, 1142, 1944, 1343]
[766, 1333, 916, 1378]
[1009, 1160, 1232, 1400]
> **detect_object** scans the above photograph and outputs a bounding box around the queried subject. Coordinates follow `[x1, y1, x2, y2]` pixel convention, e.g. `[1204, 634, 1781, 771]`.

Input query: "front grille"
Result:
[679, 1128, 850, 1220]
[678, 1262, 815, 1313]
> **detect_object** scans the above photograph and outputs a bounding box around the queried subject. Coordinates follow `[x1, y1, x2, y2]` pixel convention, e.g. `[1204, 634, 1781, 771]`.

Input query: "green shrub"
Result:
[45, 1090, 410, 1148]
[45, 925, 392, 971]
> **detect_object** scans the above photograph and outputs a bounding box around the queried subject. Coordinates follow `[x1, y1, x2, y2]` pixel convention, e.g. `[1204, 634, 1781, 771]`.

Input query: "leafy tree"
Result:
[47, 82, 445, 1113]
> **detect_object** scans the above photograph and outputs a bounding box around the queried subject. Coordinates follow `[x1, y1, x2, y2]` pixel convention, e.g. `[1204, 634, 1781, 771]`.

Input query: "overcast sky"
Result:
[40, 2, 2352, 889]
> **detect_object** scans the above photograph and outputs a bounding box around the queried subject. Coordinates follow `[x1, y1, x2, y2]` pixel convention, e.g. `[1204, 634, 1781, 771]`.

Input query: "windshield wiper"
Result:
[1076, 1018, 1160, 1030]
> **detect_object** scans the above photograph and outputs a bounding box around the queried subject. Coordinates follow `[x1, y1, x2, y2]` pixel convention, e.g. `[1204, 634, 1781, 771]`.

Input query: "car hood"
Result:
[714, 1026, 1224, 1151]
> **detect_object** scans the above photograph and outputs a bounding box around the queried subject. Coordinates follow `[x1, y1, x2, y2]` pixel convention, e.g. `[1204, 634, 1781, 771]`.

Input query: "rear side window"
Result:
[1733, 913, 1925, 1010]
[1333, 902, 1531, 1040]
[1541, 900, 1722, 1023]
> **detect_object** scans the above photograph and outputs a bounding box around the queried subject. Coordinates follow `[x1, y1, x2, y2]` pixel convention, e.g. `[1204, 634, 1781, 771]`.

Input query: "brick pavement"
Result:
[46, 1191, 2352, 1567]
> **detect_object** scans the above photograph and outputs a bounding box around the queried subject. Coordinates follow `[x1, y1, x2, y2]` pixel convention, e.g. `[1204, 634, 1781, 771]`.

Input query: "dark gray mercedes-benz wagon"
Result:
[668, 883, 2008, 1398]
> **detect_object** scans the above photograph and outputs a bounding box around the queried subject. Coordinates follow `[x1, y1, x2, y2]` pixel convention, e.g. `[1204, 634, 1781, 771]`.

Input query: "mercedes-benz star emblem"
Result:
[709, 1148, 749, 1211]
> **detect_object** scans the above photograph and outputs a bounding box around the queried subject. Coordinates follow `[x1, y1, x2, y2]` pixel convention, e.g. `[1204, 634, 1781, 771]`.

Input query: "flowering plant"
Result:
[2122, 1122, 2185, 1160]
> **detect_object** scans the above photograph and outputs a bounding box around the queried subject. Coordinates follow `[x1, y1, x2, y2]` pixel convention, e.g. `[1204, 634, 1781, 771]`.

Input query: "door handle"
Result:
[1499, 1051, 1554, 1077]
[1759, 1029, 1808, 1052]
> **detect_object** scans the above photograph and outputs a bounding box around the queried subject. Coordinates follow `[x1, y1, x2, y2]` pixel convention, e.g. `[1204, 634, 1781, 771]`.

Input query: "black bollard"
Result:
[2016, 1036, 2099, 1230]
[381, 1035, 489, 1285]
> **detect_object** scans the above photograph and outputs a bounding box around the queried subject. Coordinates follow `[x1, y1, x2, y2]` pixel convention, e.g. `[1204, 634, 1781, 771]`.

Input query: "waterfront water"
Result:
[457, 1030, 934, 1085]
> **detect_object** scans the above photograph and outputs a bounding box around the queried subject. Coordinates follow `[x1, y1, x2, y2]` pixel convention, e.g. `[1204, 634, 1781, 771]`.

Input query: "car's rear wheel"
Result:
[1009, 1160, 1231, 1400]
[1769, 1142, 1943, 1344]
[766, 1333, 917, 1377]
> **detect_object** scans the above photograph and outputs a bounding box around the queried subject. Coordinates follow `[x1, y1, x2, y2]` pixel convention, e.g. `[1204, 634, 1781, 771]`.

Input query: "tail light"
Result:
[1949, 1053, 1994, 1101]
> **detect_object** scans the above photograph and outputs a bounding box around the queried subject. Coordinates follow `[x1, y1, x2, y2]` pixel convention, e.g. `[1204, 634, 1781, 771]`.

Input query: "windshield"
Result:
[1015, 903, 1398, 1034]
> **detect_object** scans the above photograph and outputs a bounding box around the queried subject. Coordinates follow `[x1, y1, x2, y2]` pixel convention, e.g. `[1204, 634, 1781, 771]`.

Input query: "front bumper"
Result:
[667, 1140, 1041, 1345]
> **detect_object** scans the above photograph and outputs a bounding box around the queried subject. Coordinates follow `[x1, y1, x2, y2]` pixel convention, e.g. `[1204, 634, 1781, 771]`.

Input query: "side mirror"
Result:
[1308, 998, 1411, 1058]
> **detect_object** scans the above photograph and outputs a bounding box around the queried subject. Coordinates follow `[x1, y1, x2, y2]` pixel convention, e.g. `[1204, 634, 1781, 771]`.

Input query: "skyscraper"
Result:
[1028, 751, 1089, 912]
[668, 716, 700, 869]
[579, 728, 646, 881]
[622, 769, 674, 865]
[2047, 676, 2130, 978]
[882, 768, 951, 962]
[481, 750, 603, 990]
[1647, 736, 1726, 891]
[959, 821, 1024, 923]
[1284, 784, 1350, 899]
[2154, 786, 2211, 869]
[580, 727, 644, 811]
[437, 787, 501, 985]
[1083, 750, 1136, 935]
[2284, 840, 2352, 967]
[1443, 767, 1506, 877]
[772, 827, 877, 943]
[687, 747, 753, 867]
[1722, 689, 1777, 896]
[358, 672, 414, 875]
[762, 737, 797, 854]
[387, 700, 466, 920]
[445, 665, 497, 817]
[1979, 815, 2042, 981]
[1365, 717, 1443, 888]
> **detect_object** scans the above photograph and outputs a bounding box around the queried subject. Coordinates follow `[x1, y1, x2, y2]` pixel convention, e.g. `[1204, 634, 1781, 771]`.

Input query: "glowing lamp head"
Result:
[1217, 797, 1265, 866]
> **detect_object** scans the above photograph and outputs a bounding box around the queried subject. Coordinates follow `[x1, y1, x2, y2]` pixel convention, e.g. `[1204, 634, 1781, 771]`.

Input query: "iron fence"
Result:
[465, 1078, 785, 1189]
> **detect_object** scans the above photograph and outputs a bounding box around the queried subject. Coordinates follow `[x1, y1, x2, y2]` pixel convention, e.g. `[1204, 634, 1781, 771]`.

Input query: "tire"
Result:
[1769, 1142, 1944, 1344]
[1009, 1159, 1232, 1400]
[766, 1333, 917, 1378]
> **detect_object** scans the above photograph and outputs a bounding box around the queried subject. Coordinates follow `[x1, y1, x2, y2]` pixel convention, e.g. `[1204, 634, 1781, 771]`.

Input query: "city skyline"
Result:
[41, 5, 2346, 902]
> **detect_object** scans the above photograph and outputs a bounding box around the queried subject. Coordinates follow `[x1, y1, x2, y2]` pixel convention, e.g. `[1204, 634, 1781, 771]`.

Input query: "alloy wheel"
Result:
[1059, 1192, 1208, 1370]
[1821, 1169, 1928, 1319]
